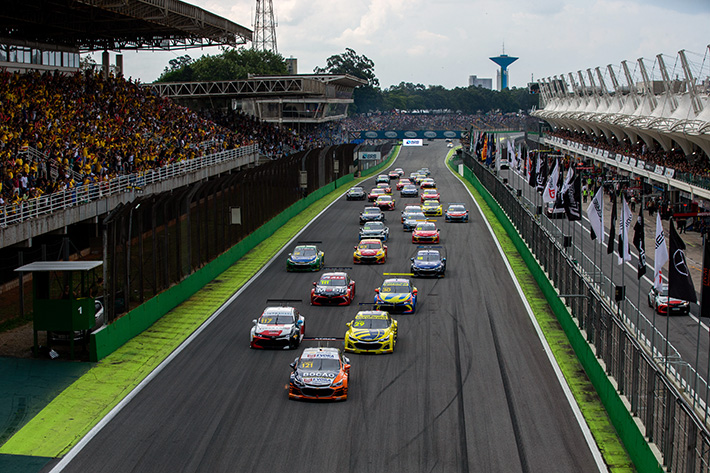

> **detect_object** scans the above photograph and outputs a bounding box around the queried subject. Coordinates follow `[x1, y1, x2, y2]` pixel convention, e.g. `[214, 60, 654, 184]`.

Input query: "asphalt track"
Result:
[44, 143, 607, 472]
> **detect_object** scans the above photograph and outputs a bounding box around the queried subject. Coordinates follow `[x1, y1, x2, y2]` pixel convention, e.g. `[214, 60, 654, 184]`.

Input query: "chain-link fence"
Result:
[462, 150, 710, 472]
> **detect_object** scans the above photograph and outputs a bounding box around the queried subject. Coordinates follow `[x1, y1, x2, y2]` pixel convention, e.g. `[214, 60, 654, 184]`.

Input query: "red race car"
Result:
[412, 221, 440, 244]
[311, 272, 356, 306]
[375, 195, 396, 211]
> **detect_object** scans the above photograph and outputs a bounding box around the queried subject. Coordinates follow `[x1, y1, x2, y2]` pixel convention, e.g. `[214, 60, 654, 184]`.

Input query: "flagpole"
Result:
[664, 217, 675, 373]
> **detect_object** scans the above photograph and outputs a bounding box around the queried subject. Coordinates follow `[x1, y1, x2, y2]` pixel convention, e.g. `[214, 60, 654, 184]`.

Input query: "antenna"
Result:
[253, 0, 278, 53]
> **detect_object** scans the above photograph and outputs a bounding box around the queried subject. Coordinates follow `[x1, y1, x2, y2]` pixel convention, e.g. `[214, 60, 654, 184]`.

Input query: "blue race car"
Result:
[410, 248, 446, 277]
[287, 244, 325, 271]
[373, 278, 417, 314]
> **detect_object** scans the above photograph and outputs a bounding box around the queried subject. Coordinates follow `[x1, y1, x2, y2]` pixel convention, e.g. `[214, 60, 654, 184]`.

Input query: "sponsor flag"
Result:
[562, 169, 582, 221]
[668, 220, 698, 303]
[587, 187, 604, 240]
[617, 197, 632, 264]
[536, 156, 548, 193]
[542, 159, 559, 205]
[701, 240, 710, 317]
[654, 212, 668, 291]
[632, 212, 647, 279]
[607, 192, 617, 254]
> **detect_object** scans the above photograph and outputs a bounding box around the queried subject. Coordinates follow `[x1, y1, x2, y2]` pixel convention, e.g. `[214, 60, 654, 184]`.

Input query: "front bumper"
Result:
[311, 293, 352, 306]
[289, 383, 348, 401]
[250, 333, 298, 349]
[374, 300, 415, 314]
[412, 265, 445, 277]
[287, 260, 321, 271]
[412, 235, 439, 243]
[354, 254, 386, 264]
[344, 336, 394, 354]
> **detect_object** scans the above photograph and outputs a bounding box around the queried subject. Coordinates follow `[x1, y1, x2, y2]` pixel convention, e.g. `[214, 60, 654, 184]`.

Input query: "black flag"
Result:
[528, 154, 537, 187]
[701, 240, 710, 317]
[607, 192, 617, 255]
[562, 169, 582, 221]
[536, 156, 548, 194]
[632, 212, 647, 279]
[668, 220, 698, 304]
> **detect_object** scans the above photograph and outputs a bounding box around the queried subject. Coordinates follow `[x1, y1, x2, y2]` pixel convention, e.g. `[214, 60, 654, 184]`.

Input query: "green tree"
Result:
[155, 48, 288, 82]
[314, 48, 379, 88]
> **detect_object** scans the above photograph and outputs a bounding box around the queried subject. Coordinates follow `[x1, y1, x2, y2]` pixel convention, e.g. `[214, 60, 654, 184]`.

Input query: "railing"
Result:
[464, 151, 710, 472]
[0, 145, 257, 228]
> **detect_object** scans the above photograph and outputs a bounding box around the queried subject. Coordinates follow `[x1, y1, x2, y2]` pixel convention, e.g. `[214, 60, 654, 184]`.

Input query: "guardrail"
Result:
[463, 151, 710, 472]
[0, 145, 257, 228]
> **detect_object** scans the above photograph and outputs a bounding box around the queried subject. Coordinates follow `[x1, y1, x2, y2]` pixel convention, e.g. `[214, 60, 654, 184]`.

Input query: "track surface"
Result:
[51, 143, 602, 473]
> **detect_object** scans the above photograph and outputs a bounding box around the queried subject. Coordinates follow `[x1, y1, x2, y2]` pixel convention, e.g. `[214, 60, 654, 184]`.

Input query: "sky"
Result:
[114, 0, 710, 90]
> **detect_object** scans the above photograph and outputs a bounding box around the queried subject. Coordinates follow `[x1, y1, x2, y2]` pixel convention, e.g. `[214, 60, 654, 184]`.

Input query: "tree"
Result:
[155, 48, 288, 83]
[314, 48, 379, 88]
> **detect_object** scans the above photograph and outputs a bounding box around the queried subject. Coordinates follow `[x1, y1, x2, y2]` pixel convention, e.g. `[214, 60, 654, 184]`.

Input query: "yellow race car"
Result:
[422, 199, 443, 217]
[344, 311, 398, 354]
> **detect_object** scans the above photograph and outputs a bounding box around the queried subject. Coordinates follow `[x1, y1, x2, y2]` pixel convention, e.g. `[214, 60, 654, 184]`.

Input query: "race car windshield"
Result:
[359, 242, 382, 250]
[319, 277, 346, 286]
[299, 358, 340, 371]
[449, 205, 465, 212]
[350, 187, 363, 192]
[259, 315, 294, 324]
[353, 318, 390, 329]
[403, 185, 416, 190]
[363, 208, 380, 215]
[417, 252, 441, 262]
[363, 223, 384, 230]
[407, 213, 426, 220]
[416, 223, 436, 231]
[293, 247, 317, 257]
[381, 282, 411, 293]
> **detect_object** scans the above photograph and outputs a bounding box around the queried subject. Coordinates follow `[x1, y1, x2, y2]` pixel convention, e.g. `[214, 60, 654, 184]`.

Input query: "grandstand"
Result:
[532, 47, 710, 193]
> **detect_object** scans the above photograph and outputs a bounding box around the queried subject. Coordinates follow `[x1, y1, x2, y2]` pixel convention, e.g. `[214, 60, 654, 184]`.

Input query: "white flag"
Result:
[587, 187, 604, 241]
[654, 212, 668, 291]
[618, 197, 632, 264]
[507, 139, 516, 170]
[542, 159, 559, 205]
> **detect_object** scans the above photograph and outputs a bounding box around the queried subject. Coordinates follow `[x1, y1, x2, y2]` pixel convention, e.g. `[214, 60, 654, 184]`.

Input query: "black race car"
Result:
[359, 221, 390, 241]
[346, 186, 366, 200]
[360, 206, 385, 224]
[410, 248, 446, 277]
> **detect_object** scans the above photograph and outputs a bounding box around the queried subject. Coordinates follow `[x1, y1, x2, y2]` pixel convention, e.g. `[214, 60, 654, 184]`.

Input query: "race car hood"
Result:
[315, 285, 347, 295]
[377, 293, 412, 303]
[255, 323, 293, 337]
[290, 255, 316, 263]
[658, 296, 688, 305]
[348, 328, 388, 341]
[357, 249, 381, 256]
[298, 370, 338, 386]
[414, 260, 442, 268]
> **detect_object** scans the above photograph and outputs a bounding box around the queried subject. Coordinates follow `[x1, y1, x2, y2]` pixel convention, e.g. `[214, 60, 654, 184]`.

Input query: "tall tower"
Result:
[253, 0, 278, 53]
[490, 46, 518, 91]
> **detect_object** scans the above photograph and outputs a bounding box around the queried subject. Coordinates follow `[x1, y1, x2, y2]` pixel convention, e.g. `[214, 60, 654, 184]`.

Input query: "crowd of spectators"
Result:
[549, 129, 710, 178]
[0, 69, 258, 206]
[339, 111, 529, 133]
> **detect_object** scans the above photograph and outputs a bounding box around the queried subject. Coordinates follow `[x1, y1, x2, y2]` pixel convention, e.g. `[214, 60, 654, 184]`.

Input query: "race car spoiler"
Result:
[383, 272, 414, 276]
[297, 240, 322, 244]
[266, 298, 303, 305]
[416, 246, 443, 249]
[322, 266, 353, 271]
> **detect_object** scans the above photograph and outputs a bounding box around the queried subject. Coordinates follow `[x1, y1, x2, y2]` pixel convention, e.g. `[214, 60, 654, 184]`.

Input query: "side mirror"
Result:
[410, 257, 414, 261]
[290, 361, 297, 371]
[343, 356, 350, 364]
[384, 245, 387, 250]
[296, 320, 303, 326]
[312, 281, 317, 286]
[413, 288, 418, 294]
[375, 288, 380, 293]
[354, 246, 357, 249]
[442, 258, 447, 262]
[346, 322, 352, 328]
[252, 319, 257, 325]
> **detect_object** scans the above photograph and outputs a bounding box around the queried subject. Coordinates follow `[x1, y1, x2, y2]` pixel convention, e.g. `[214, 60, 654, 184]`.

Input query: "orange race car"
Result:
[289, 347, 350, 401]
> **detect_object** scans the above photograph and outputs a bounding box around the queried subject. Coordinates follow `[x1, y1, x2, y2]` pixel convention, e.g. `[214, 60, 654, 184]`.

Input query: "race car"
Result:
[412, 221, 440, 244]
[375, 195, 396, 211]
[359, 221, 390, 241]
[394, 168, 405, 177]
[250, 306, 305, 349]
[388, 170, 400, 180]
[376, 182, 392, 194]
[289, 347, 350, 401]
[422, 199, 443, 217]
[419, 167, 431, 177]
[413, 174, 427, 185]
[354, 239, 387, 264]
[287, 244, 325, 271]
[311, 272, 356, 306]
[346, 186, 366, 200]
[396, 178, 411, 191]
[368, 188, 386, 201]
[400, 184, 419, 198]
[376, 174, 390, 184]
[445, 203, 469, 222]
[401, 205, 423, 223]
[344, 310, 398, 354]
[420, 189, 440, 203]
[360, 206, 385, 224]
[402, 212, 427, 231]
[648, 284, 691, 315]
[420, 179, 436, 189]
[373, 278, 417, 314]
[411, 248, 446, 277]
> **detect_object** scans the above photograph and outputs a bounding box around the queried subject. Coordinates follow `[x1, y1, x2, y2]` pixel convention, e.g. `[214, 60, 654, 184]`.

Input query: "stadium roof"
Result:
[0, 0, 251, 51]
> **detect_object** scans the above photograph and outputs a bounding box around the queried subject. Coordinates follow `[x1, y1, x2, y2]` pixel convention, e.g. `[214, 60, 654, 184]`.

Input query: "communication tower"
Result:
[253, 0, 278, 53]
